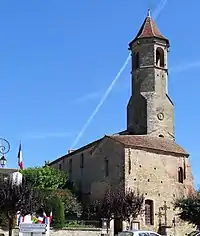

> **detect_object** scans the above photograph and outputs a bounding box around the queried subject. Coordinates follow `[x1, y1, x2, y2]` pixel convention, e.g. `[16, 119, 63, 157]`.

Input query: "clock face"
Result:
[157, 112, 164, 121]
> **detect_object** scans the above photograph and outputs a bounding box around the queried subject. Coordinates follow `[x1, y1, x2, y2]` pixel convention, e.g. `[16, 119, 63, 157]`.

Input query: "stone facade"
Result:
[49, 11, 195, 236]
[127, 36, 174, 139]
[0, 228, 106, 236]
[51, 137, 125, 203]
[124, 147, 194, 235]
[49, 228, 107, 236]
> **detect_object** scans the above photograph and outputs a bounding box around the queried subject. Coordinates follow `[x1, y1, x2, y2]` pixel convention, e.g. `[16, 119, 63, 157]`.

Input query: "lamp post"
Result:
[0, 138, 10, 168]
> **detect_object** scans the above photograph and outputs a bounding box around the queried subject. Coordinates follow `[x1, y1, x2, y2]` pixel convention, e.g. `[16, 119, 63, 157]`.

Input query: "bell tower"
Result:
[127, 10, 174, 140]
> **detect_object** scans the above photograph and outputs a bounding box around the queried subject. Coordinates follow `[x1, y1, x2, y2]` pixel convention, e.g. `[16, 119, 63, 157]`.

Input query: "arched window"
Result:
[156, 47, 164, 67]
[145, 199, 154, 225]
[159, 134, 164, 138]
[133, 52, 140, 70]
[178, 167, 184, 183]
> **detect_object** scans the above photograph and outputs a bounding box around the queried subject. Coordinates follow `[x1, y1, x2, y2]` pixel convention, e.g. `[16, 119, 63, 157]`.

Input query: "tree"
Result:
[92, 187, 144, 230]
[43, 194, 65, 228]
[174, 190, 200, 229]
[0, 179, 42, 236]
[21, 166, 82, 226]
[42, 189, 82, 220]
[20, 166, 67, 190]
[55, 189, 82, 218]
[122, 188, 144, 226]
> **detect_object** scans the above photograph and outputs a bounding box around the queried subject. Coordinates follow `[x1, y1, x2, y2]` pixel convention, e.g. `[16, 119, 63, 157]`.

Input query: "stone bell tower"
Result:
[126, 10, 174, 140]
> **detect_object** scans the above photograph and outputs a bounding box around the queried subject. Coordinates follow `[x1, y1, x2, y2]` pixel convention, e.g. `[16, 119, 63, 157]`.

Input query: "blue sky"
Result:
[0, 1, 200, 186]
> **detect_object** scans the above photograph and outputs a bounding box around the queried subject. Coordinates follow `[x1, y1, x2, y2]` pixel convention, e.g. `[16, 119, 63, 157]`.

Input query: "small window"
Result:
[69, 159, 72, 179]
[178, 167, 184, 183]
[183, 159, 186, 180]
[128, 157, 131, 174]
[159, 134, 164, 138]
[80, 153, 84, 168]
[59, 163, 62, 170]
[105, 159, 109, 177]
[145, 199, 154, 225]
[156, 47, 164, 67]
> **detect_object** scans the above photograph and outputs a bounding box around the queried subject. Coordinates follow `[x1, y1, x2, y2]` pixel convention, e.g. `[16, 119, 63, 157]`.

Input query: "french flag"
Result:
[43, 211, 47, 219]
[18, 215, 24, 224]
[44, 217, 49, 225]
[49, 211, 52, 223]
[37, 216, 43, 224]
[16, 212, 21, 225]
[17, 143, 23, 170]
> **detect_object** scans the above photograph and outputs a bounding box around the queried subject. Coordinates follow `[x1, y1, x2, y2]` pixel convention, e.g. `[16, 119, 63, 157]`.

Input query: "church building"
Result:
[49, 10, 194, 235]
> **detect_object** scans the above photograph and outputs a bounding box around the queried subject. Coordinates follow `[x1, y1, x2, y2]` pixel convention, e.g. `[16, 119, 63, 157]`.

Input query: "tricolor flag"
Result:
[49, 211, 52, 223]
[18, 143, 23, 170]
[43, 211, 47, 218]
[16, 212, 21, 226]
[37, 216, 43, 224]
[44, 217, 49, 225]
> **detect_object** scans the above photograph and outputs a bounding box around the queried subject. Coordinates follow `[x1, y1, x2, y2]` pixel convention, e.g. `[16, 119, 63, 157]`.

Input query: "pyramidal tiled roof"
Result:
[129, 9, 169, 46]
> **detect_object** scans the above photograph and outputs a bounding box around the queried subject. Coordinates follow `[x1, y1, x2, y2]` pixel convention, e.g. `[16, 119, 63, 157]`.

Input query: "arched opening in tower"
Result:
[156, 47, 164, 67]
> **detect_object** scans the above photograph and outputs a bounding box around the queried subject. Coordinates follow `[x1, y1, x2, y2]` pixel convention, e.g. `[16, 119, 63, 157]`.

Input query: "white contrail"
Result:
[70, 54, 131, 149]
[153, 0, 168, 19]
[70, 0, 168, 149]
[169, 60, 200, 74]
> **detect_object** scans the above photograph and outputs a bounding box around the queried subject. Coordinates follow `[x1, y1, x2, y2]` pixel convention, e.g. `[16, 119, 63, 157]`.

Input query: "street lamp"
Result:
[0, 155, 7, 168]
[0, 138, 10, 168]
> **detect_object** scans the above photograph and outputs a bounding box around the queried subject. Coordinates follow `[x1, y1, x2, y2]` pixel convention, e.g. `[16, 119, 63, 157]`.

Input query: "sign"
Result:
[19, 223, 47, 233]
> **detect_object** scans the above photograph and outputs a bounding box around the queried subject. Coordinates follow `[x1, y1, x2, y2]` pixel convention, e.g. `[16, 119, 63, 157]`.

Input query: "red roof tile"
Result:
[129, 12, 169, 46]
[108, 135, 188, 156]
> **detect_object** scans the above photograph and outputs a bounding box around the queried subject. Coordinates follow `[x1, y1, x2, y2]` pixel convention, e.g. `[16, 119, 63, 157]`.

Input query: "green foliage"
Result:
[20, 166, 67, 190]
[65, 220, 97, 228]
[41, 189, 82, 219]
[0, 213, 8, 228]
[20, 166, 82, 228]
[45, 195, 65, 228]
[54, 189, 82, 218]
[174, 191, 200, 227]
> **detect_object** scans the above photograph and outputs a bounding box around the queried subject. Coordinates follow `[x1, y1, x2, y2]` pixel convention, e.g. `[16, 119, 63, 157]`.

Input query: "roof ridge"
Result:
[149, 17, 156, 37]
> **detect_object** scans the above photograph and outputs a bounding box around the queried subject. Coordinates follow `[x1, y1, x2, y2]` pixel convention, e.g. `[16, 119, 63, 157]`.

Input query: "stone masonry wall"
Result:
[50, 136, 125, 203]
[50, 228, 106, 236]
[124, 147, 194, 236]
[127, 37, 174, 139]
[0, 228, 107, 236]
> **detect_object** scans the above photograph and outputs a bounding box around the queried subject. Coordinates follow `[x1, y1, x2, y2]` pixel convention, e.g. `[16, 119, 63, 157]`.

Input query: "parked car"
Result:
[118, 230, 162, 236]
